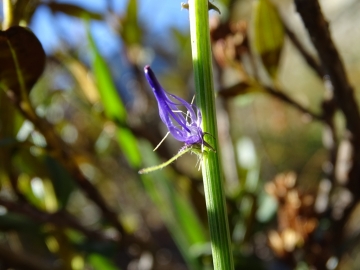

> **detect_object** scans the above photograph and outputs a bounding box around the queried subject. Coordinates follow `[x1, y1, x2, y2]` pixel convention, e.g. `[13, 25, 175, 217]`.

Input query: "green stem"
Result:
[138, 146, 192, 174]
[188, 1, 234, 269]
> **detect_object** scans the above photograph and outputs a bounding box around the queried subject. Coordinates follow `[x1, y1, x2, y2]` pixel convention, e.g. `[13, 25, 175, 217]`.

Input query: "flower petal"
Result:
[144, 65, 204, 145]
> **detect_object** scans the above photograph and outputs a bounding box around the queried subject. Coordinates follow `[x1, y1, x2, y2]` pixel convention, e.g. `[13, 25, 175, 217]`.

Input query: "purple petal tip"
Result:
[143, 65, 206, 146]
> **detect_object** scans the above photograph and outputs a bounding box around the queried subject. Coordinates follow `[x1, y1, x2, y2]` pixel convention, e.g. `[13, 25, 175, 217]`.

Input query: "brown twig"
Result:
[219, 82, 323, 121]
[264, 86, 324, 121]
[0, 197, 112, 242]
[321, 88, 339, 185]
[295, 0, 360, 210]
[294, 0, 360, 267]
[294, 0, 360, 142]
[283, 23, 324, 78]
[282, 13, 340, 184]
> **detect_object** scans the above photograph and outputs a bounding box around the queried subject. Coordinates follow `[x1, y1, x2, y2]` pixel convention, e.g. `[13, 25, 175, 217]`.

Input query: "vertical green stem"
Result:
[188, 1, 234, 269]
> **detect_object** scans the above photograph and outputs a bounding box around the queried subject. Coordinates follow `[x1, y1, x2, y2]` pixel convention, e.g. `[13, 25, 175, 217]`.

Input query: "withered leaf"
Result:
[0, 26, 45, 96]
[252, 0, 284, 78]
[218, 82, 262, 98]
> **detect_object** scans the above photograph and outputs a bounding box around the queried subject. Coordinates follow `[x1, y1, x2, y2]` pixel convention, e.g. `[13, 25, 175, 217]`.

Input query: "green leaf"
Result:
[46, 2, 103, 21]
[88, 254, 119, 270]
[252, 0, 284, 78]
[139, 141, 206, 270]
[0, 26, 45, 96]
[116, 127, 141, 167]
[87, 26, 126, 122]
[120, 0, 142, 45]
[87, 24, 141, 167]
[0, 90, 23, 184]
[17, 174, 46, 210]
[172, 190, 207, 245]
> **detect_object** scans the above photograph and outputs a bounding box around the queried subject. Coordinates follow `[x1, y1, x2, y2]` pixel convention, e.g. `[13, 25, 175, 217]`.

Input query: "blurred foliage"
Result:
[0, 0, 360, 269]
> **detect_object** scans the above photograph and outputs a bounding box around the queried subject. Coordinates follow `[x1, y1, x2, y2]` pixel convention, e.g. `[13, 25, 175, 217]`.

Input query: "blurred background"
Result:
[1, 0, 360, 269]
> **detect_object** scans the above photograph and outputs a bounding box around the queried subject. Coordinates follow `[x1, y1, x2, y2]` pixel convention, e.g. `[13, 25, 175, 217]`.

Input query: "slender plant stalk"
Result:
[139, 146, 192, 174]
[188, 0, 234, 269]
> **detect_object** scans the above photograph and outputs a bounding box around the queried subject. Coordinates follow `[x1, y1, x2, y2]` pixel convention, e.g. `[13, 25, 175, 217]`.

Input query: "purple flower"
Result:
[144, 65, 213, 150]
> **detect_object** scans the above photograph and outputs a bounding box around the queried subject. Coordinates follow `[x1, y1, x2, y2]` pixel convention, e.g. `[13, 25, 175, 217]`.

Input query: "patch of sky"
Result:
[30, 0, 191, 107]
[31, 0, 189, 56]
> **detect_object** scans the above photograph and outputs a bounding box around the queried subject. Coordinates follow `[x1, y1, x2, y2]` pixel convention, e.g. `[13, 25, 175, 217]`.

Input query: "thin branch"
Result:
[294, 0, 360, 267]
[218, 82, 323, 121]
[283, 23, 324, 78]
[294, 0, 360, 139]
[282, 8, 340, 181]
[282, 18, 340, 183]
[295, 0, 360, 215]
[321, 93, 339, 186]
[264, 86, 323, 121]
[0, 197, 113, 242]
[282, 4, 341, 202]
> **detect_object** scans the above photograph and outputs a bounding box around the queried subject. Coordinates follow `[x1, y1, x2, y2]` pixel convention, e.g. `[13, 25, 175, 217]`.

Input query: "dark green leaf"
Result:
[0, 213, 40, 233]
[13, 148, 49, 179]
[44, 156, 76, 209]
[208, 2, 221, 14]
[46, 2, 103, 21]
[0, 26, 45, 96]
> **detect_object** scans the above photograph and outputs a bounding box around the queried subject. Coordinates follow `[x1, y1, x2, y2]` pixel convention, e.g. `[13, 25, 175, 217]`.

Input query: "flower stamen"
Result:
[153, 131, 170, 152]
